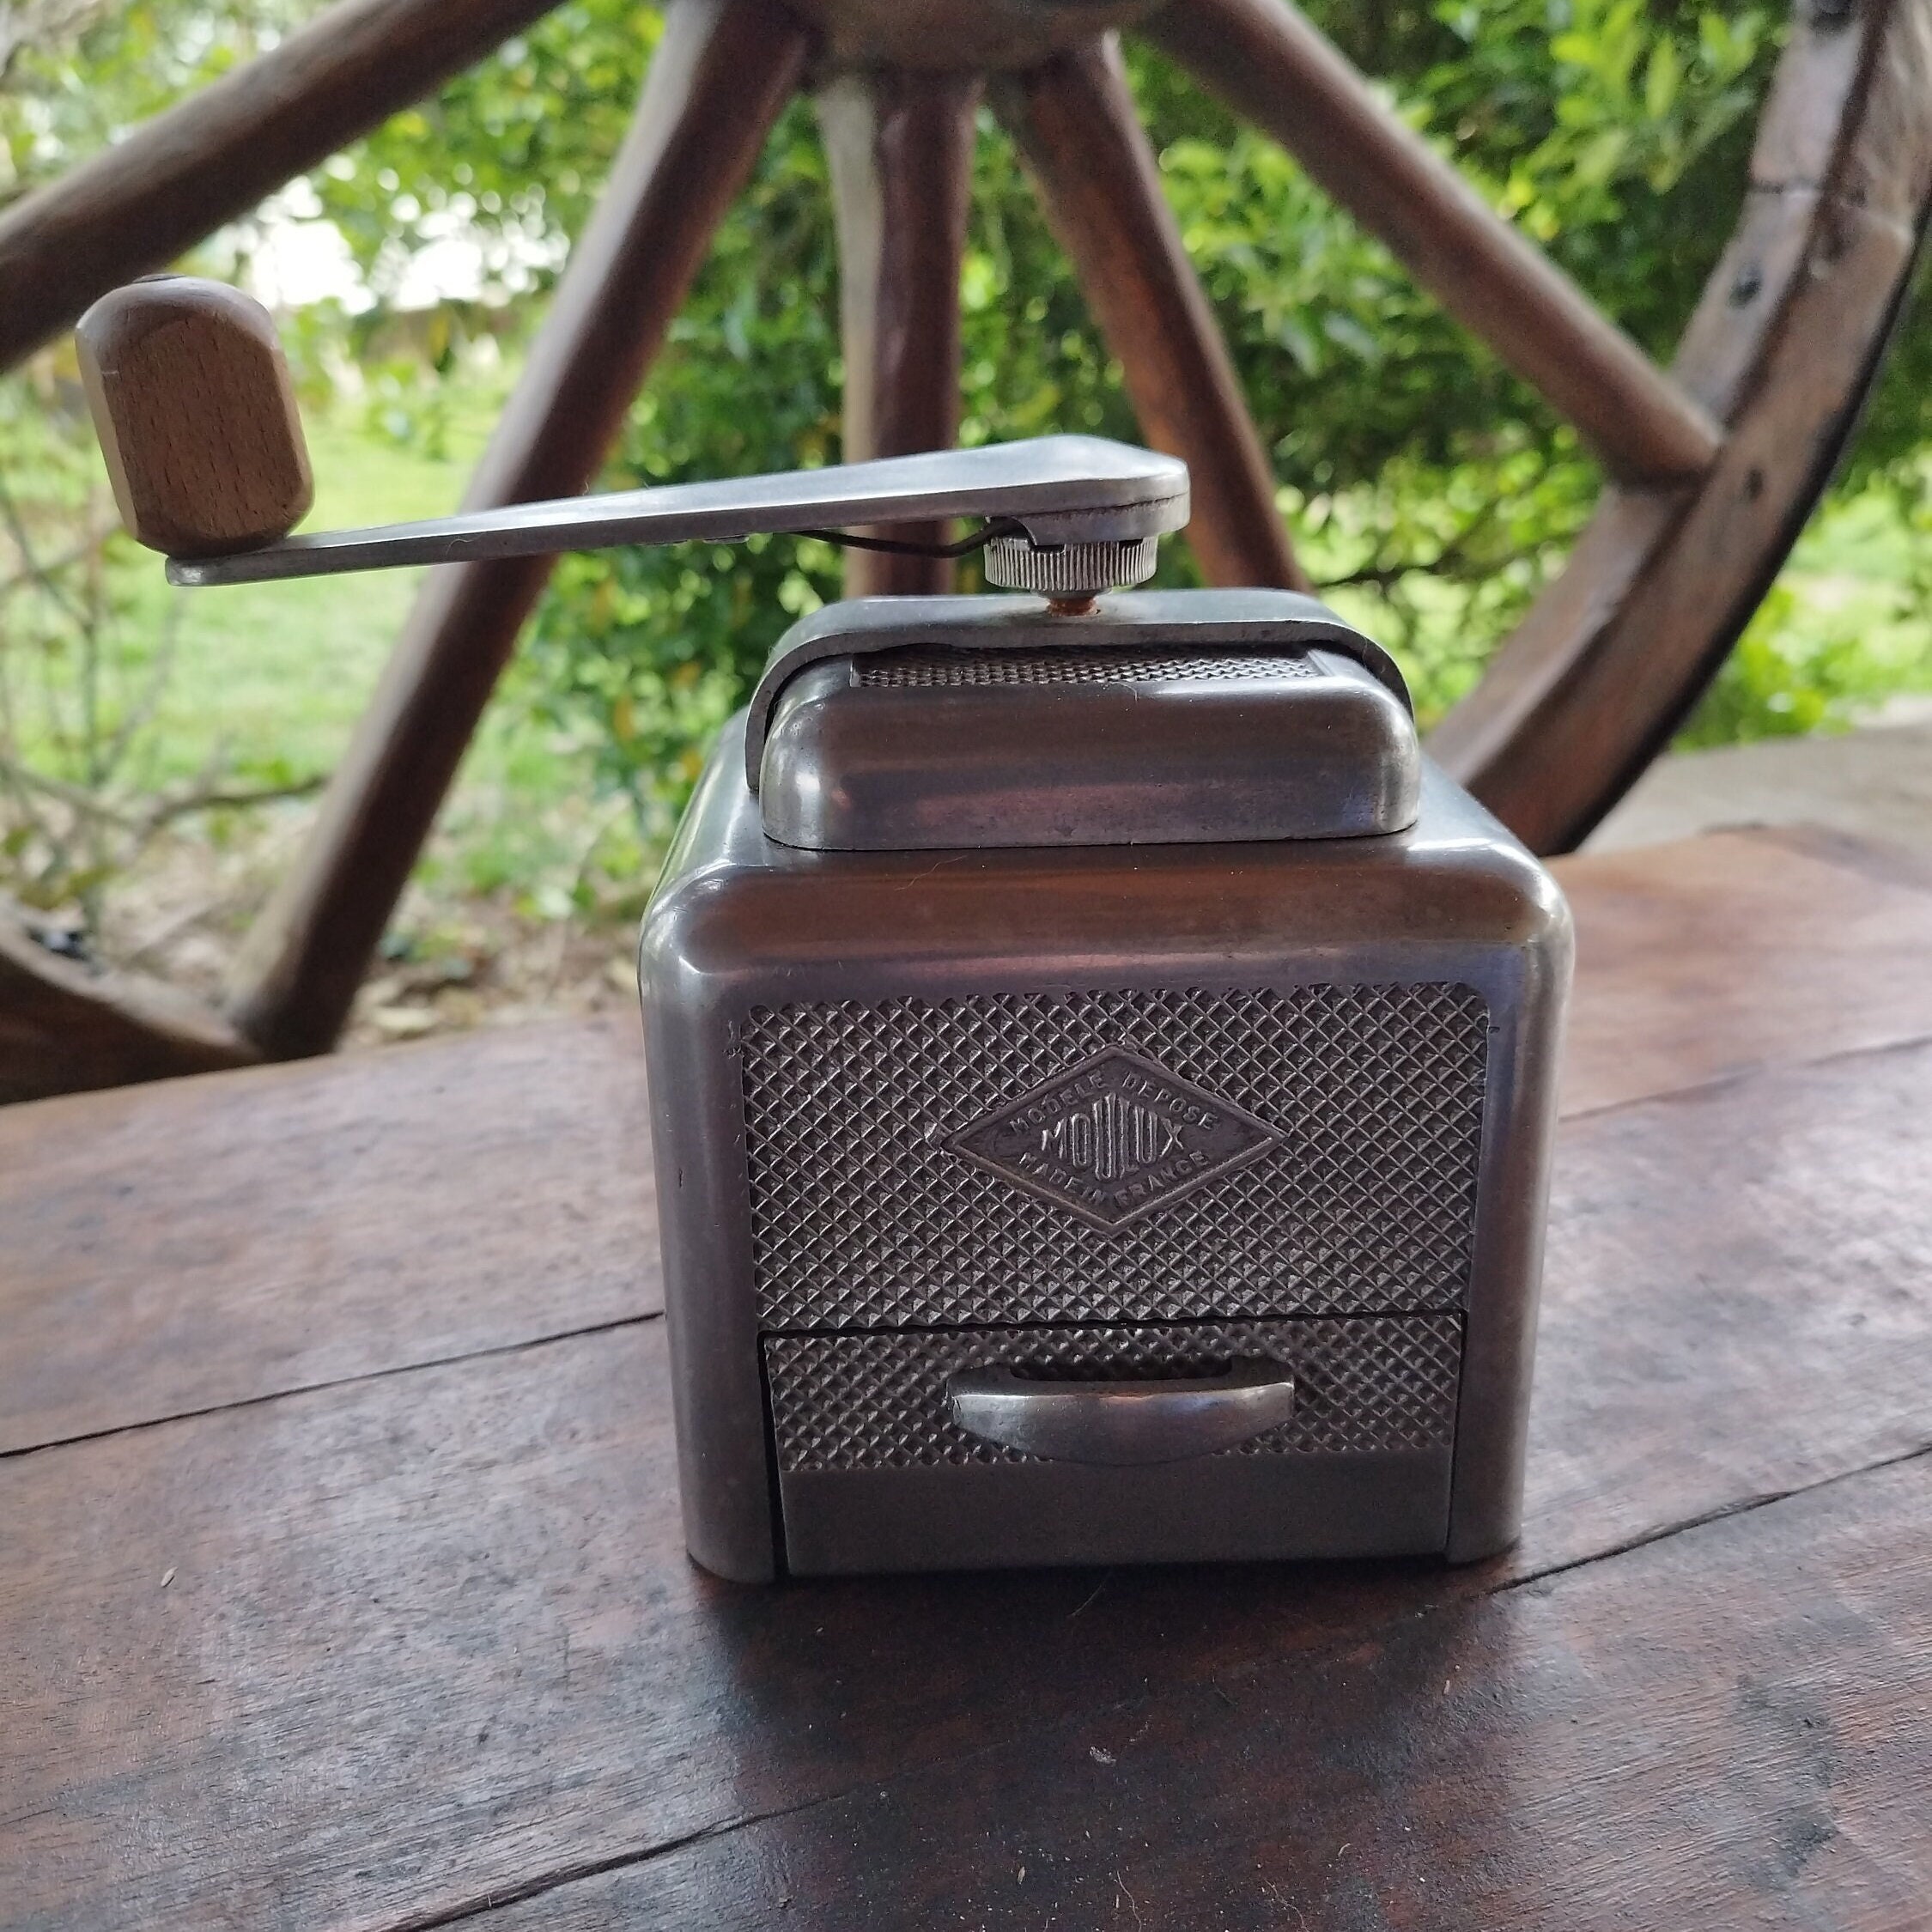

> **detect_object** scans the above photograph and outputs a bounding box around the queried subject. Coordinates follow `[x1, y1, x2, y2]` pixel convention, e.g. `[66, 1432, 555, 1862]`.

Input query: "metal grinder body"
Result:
[642, 588, 1571, 1583]
[70, 295, 1569, 1588]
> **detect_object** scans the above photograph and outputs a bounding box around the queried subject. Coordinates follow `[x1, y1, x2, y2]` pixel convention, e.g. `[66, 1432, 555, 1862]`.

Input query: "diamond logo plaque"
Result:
[948, 1048, 1283, 1230]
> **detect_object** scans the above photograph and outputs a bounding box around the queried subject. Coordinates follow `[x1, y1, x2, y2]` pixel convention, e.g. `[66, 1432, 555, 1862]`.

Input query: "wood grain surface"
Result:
[7, 830, 1932, 1456]
[0, 1018, 653, 1455]
[1526, 1035, 1932, 1565]
[1556, 825, 1932, 1115]
[4, 1036, 1930, 1929]
[3, 830, 1930, 1930]
[0, 903, 257, 1107]
[494, 1453, 1932, 1929]
[76, 278, 313, 557]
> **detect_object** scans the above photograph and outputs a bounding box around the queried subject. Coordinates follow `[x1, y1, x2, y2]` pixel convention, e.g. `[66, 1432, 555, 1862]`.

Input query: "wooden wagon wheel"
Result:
[1, 0, 1929, 1102]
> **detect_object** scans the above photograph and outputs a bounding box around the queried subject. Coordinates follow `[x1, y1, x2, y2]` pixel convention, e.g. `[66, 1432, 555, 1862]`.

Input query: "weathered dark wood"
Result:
[994, 36, 1309, 592]
[1144, 0, 1724, 487]
[0, 902, 256, 1106]
[3, 951, 1931, 1928]
[1430, 0, 1932, 851]
[1555, 825, 1932, 1116]
[1751, 818, 1932, 895]
[8, 830, 1932, 1455]
[15, 0, 1929, 1097]
[1436, 204, 1923, 849]
[497, 1454, 1932, 1929]
[0, 1018, 653, 1455]
[818, 67, 981, 596]
[225, 0, 807, 1063]
[1526, 1035, 1932, 1567]
[786, 0, 1157, 70]
[0, 0, 566, 374]
[76, 278, 313, 558]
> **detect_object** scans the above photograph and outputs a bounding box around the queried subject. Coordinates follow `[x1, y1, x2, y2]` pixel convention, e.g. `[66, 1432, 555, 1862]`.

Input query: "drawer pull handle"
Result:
[947, 1359, 1296, 1466]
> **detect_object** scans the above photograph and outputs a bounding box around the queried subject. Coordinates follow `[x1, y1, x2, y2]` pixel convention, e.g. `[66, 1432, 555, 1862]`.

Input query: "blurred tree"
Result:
[1, 1, 319, 205]
[312, 0, 1801, 827]
[7, 0, 1928, 855]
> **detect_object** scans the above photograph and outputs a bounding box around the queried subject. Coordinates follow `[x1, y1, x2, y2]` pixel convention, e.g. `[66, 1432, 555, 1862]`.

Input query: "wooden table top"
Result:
[4, 823, 1931, 1931]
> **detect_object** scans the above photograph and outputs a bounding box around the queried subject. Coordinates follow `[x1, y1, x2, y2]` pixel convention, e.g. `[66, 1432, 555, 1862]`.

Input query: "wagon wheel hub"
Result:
[781, 0, 1161, 69]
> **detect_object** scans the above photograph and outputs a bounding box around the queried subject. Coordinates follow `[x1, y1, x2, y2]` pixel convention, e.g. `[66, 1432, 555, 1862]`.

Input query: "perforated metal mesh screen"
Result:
[738, 982, 1489, 1331]
[856, 647, 1319, 687]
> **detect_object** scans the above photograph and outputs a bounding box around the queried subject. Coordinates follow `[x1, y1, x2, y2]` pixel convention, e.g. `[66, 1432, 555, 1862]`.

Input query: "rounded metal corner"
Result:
[683, 1534, 779, 1587]
[1443, 1511, 1522, 1567]
[1485, 844, 1576, 964]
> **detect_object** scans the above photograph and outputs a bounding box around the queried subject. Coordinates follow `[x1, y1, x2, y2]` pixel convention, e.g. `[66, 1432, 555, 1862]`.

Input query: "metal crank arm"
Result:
[76, 276, 1188, 595]
[165, 434, 1190, 588]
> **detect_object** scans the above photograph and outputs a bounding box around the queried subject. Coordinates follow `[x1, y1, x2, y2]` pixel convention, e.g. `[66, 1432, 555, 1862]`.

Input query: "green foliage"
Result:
[1, 2, 323, 208]
[522, 94, 845, 829]
[7, 0, 1932, 896]
[0, 368, 177, 915]
[312, 0, 1806, 818]
[1835, 234, 1932, 492]
[1680, 584, 1908, 746]
[1684, 445, 1932, 745]
[313, 1, 646, 302]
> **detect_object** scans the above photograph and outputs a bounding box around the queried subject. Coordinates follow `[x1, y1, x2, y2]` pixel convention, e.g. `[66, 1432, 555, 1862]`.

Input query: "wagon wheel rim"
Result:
[0, 0, 1928, 1096]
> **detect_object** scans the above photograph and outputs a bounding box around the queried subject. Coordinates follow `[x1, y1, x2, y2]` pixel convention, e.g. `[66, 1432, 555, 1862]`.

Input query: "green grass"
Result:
[15, 359, 1929, 951]
[143, 400, 1932, 821]
[123, 386, 504, 788]
[0, 362, 649, 940]
[1678, 469, 1932, 747]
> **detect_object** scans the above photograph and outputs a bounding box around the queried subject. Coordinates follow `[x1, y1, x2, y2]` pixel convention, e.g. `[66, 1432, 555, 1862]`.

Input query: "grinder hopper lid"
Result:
[748, 589, 1421, 854]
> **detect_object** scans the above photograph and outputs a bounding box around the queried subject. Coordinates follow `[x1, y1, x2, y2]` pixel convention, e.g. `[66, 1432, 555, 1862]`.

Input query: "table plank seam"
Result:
[371, 1801, 814, 1932]
[0, 1309, 660, 1466]
[1558, 1022, 1932, 1128]
[359, 1433, 1932, 1932]
[1505, 1428, 1932, 1596]
[10, 1023, 1929, 1458]
[1733, 821, 1932, 897]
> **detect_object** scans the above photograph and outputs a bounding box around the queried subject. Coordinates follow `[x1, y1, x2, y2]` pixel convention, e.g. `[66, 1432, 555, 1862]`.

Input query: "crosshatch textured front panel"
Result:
[738, 983, 1490, 1331]
[764, 1315, 1463, 1470]
[856, 647, 1321, 687]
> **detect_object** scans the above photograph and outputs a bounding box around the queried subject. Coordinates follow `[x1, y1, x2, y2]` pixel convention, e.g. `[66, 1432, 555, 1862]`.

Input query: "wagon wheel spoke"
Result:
[819, 69, 981, 596]
[1426, 0, 1932, 849]
[0, 0, 570, 375]
[228, 0, 810, 1060]
[993, 35, 1309, 592]
[11, 0, 1932, 1103]
[1143, 0, 1725, 487]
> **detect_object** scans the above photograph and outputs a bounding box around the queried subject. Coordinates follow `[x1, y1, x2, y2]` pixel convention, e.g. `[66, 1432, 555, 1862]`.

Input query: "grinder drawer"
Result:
[763, 1315, 1461, 1574]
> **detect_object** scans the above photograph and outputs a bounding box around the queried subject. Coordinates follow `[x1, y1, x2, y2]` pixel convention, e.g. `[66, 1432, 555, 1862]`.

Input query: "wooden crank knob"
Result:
[76, 276, 313, 559]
